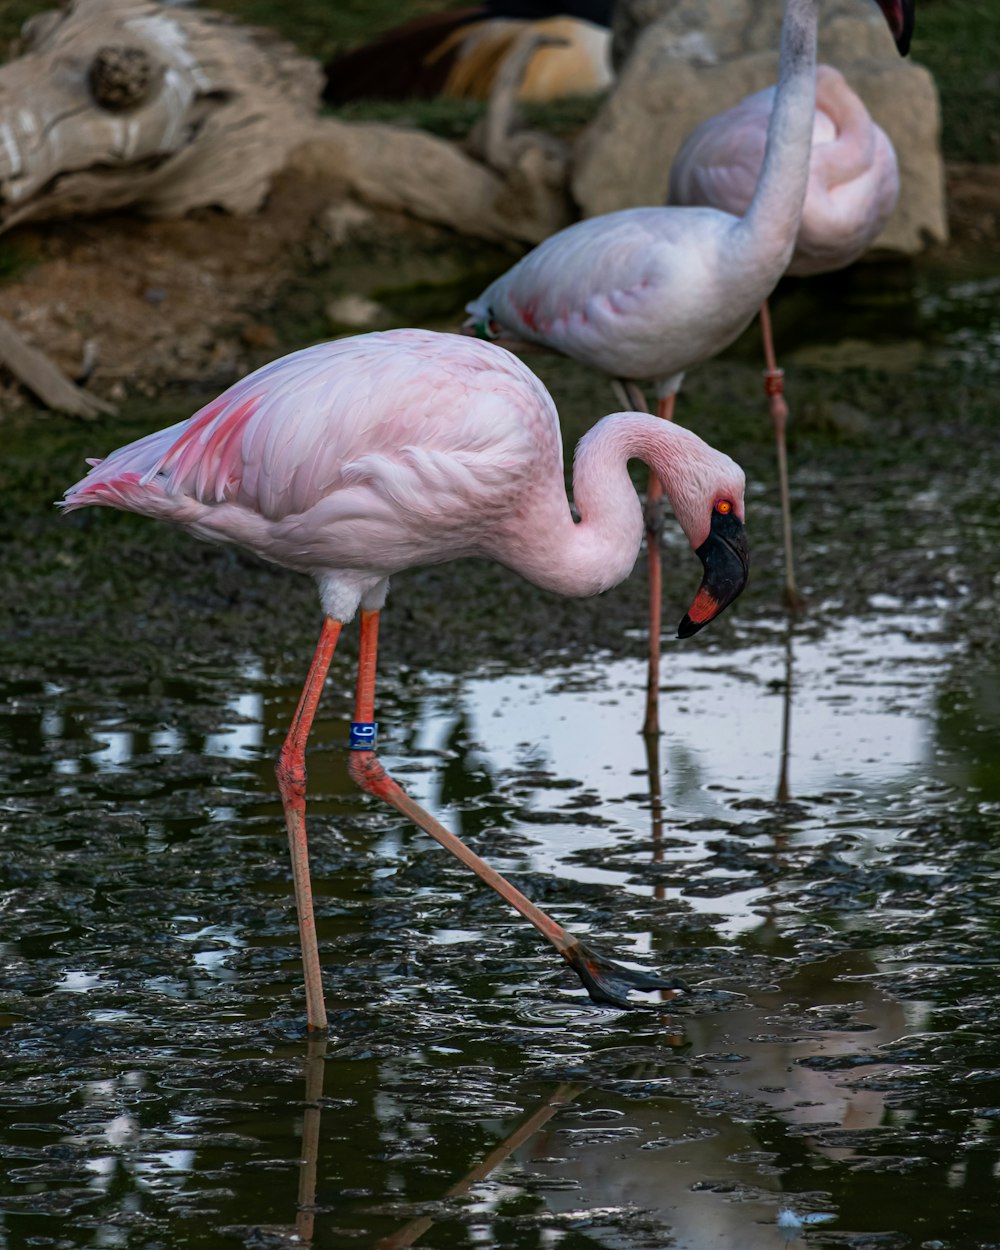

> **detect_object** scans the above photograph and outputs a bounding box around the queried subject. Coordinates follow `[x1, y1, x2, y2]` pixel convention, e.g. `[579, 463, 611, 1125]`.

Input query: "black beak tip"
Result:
[676, 614, 704, 640]
[884, 0, 915, 56]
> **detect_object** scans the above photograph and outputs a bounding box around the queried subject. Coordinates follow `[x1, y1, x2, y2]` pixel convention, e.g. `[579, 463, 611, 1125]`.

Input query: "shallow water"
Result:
[2, 249, 1000, 1250]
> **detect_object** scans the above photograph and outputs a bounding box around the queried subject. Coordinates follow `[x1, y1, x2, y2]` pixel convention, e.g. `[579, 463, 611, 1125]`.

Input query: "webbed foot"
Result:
[562, 940, 689, 1008]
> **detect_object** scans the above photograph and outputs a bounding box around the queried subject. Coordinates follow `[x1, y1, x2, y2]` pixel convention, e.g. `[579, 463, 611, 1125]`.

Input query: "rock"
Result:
[325, 294, 389, 329]
[574, 0, 947, 257]
[319, 201, 377, 247]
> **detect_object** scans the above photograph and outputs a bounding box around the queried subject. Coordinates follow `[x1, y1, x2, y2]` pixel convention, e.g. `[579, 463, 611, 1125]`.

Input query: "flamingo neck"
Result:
[498, 414, 714, 601]
[815, 68, 877, 188]
[737, 0, 820, 270]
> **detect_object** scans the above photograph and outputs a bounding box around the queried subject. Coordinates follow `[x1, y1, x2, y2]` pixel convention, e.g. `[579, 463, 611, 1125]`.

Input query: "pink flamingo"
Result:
[60, 328, 749, 1031]
[668, 64, 900, 610]
[464, 0, 914, 735]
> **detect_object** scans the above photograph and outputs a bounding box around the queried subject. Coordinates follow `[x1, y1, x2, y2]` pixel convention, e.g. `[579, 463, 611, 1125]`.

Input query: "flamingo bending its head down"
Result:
[463, 0, 915, 733]
[61, 328, 749, 1030]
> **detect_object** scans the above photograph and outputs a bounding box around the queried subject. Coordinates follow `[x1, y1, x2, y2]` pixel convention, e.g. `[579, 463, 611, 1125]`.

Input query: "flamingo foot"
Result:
[562, 940, 689, 1008]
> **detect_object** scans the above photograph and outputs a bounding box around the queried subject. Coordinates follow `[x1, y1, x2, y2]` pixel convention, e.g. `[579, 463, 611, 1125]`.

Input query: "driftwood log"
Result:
[0, 0, 324, 412]
[291, 29, 571, 246]
[0, 0, 323, 231]
[0, 319, 114, 418]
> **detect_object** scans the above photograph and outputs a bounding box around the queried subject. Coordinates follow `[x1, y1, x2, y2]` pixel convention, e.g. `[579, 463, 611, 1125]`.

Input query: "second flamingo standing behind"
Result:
[669, 64, 900, 607]
[61, 329, 749, 1031]
[464, 0, 914, 734]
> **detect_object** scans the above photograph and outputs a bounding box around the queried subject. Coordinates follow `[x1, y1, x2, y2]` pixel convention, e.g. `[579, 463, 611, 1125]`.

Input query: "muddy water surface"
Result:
[2, 251, 1000, 1249]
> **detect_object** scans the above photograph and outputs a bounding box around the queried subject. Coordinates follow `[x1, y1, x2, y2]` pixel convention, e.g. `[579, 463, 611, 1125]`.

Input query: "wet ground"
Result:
[2, 242, 1000, 1250]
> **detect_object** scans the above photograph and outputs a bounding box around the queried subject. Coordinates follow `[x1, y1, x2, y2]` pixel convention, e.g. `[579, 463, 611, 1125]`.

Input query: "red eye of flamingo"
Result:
[715, 499, 733, 515]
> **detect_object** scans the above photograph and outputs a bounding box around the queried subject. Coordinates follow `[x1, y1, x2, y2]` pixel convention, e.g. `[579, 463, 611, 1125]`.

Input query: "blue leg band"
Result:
[349, 721, 378, 750]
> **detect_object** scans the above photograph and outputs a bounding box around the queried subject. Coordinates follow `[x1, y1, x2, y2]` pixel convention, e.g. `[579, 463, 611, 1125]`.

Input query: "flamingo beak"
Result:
[875, 0, 915, 55]
[677, 510, 749, 639]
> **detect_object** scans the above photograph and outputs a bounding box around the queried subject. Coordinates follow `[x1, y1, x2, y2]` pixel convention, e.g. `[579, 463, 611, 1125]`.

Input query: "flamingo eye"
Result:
[715, 499, 733, 515]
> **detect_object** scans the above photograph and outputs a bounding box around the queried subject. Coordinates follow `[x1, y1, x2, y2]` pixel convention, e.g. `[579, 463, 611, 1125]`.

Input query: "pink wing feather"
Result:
[668, 66, 899, 277]
[61, 330, 562, 534]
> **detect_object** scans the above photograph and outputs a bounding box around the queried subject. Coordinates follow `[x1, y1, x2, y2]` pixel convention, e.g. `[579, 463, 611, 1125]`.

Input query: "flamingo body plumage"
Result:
[61, 328, 749, 1028]
[667, 62, 901, 611]
[467, 204, 773, 400]
[668, 65, 900, 279]
[62, 329, 746, 619]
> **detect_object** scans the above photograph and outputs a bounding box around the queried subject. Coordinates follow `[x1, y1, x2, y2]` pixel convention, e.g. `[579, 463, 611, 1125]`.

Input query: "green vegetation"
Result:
[0, 0, 48, 46]
[334, 95, 488, 142]
[0, 0, 446, 56]
[335, 92, 603, 142]
[208, 0, 447, 61]
[911, 0, 999, 163]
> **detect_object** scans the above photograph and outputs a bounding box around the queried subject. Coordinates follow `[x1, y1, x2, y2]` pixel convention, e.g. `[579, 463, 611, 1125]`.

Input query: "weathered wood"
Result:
[287, 25, 573, 245]
[0, 0, 323, 233]
[0, 317, 116, 417]
[289, 114, 572, 246]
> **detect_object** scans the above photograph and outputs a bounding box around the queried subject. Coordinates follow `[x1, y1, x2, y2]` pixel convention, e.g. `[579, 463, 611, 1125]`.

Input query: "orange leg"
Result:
[347, 610, 681, 1007]
[639, 390, 675, 737]
[760, 300, 803, 611]
[275, 616, 343, 1033]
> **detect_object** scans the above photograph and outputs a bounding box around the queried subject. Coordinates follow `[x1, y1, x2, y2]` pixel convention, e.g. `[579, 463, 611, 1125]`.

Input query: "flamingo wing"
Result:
[668, 86, 777, 221]
[61, 331, 563, 547]
[466, 206, 742, 383]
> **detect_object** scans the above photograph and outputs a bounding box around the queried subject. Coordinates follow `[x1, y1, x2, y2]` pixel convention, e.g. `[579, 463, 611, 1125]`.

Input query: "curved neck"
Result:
[815, 68, 876, 188]
[497, 414, 714, 600]
[737, 0, 820, 267]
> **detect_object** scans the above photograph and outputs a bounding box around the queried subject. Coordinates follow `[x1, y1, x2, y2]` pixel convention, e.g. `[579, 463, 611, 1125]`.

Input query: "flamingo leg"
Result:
[628, 385, 676, 738]
[348, 609, 683, 1007]
[275, 615, 342, 1033]
[760, 299, 804, 612]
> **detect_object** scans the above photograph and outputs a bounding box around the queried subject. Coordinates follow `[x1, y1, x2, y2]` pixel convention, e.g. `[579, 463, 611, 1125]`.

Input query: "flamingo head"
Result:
[874, 0, 915, 56]
[677, 497, 750, 638]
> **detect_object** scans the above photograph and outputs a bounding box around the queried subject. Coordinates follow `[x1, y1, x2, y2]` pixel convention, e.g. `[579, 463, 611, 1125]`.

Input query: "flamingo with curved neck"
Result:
[61, 328, 749, 1029]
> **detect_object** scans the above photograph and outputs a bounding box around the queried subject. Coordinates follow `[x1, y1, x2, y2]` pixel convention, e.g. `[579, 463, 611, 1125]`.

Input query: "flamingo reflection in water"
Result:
[369, 969, 911, 1250]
